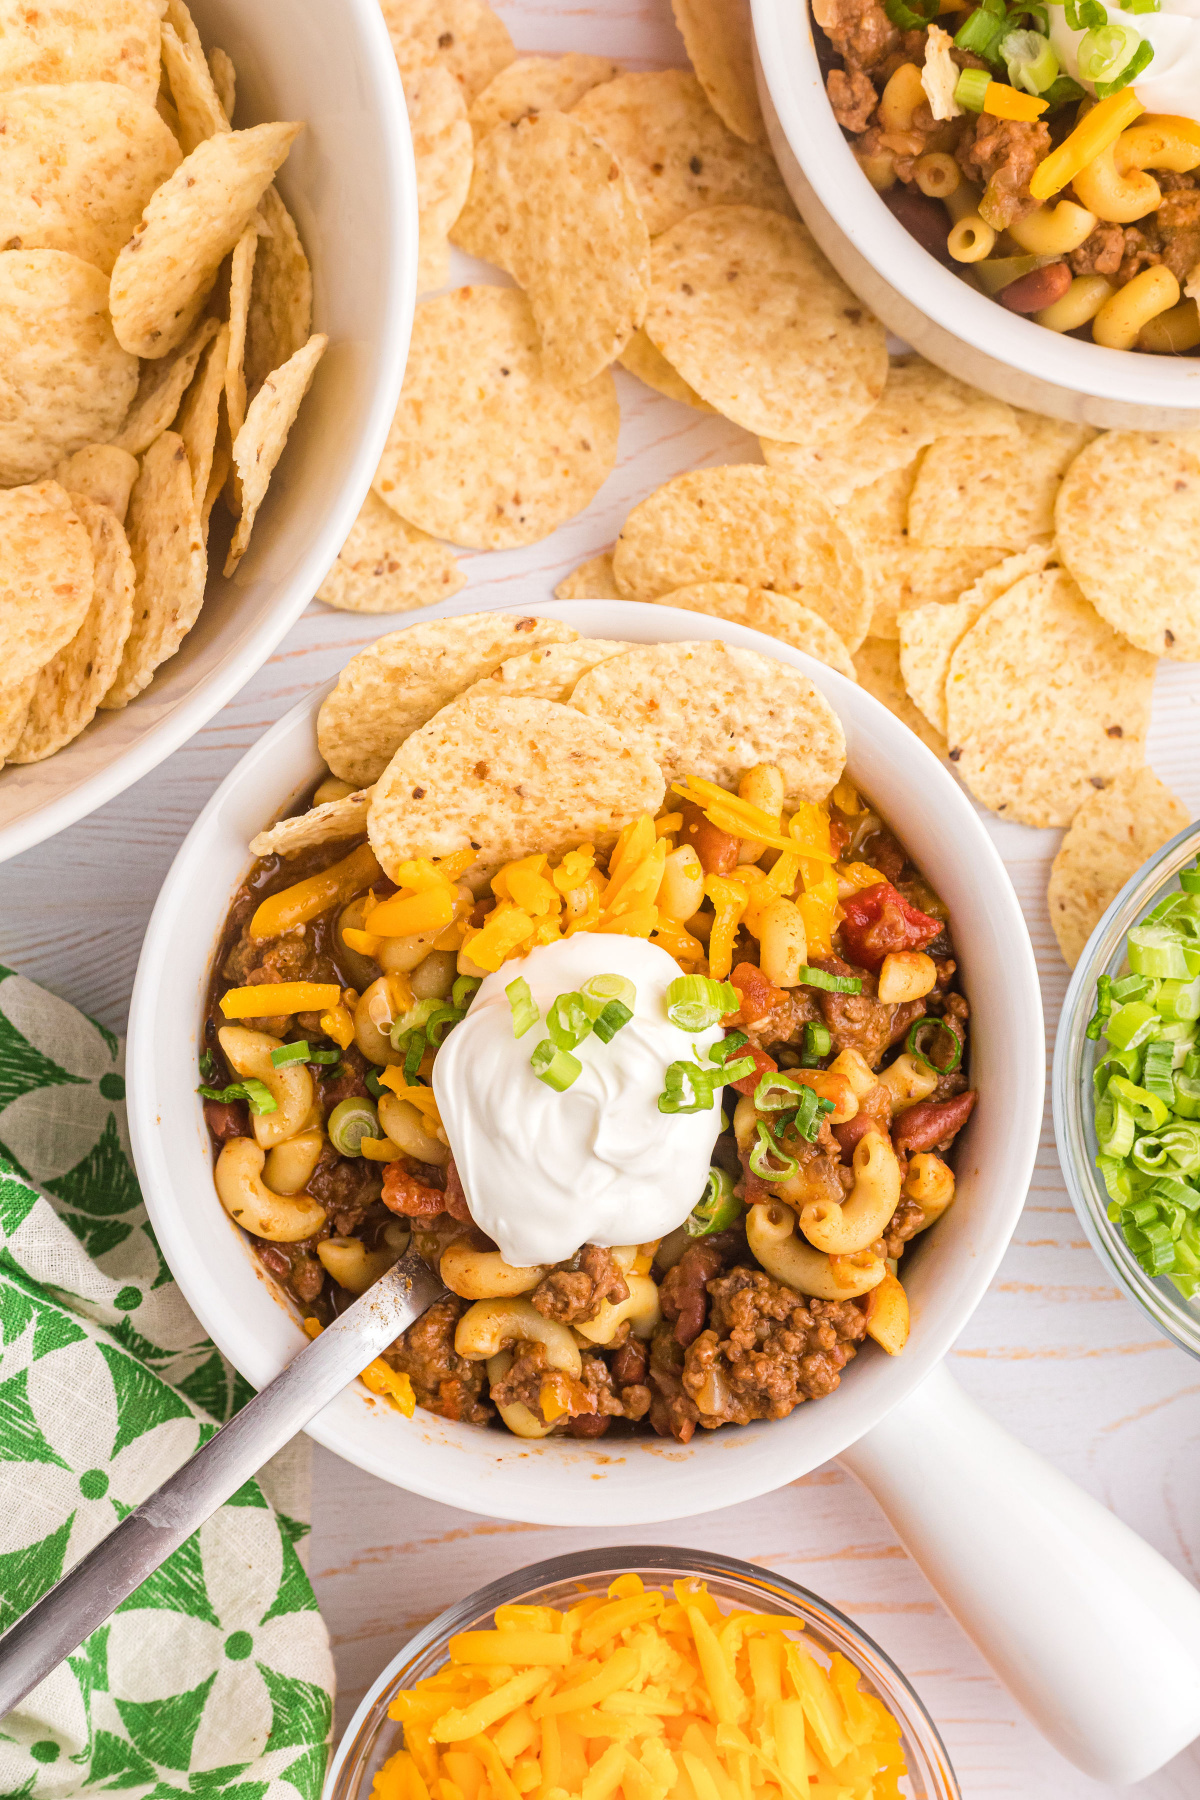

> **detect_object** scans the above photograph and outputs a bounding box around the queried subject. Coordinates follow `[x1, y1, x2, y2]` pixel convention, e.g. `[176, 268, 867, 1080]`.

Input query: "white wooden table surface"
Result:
[4, 1, 1200, 1794]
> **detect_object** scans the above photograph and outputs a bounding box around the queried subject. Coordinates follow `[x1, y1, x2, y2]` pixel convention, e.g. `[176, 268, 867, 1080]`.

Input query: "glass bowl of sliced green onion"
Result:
[1054, 819, 1200, 1360]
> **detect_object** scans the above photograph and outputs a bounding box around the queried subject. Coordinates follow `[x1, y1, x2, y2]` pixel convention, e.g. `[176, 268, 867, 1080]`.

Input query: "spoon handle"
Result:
[0, 1250, 444, 1718]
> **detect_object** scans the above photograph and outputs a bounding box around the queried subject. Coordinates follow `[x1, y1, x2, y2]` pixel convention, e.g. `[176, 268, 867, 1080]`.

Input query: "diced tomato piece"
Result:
[724, 962, 788, 1029]
[838, 882, 941, 973]
[729, 1043, 777, 1096]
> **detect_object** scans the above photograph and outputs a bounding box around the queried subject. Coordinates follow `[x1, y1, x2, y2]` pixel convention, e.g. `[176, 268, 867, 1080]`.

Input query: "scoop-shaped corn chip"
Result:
[574, 70, 794, 237]
[0, 248, 138, 484]
[224, 331, 326, 576]
[570, 639, 847, 800]
[102, 430, 206, 708]
[373, 287, 620, 551]
[110, 120, 301, 359]
[316, 490, 465, 615]
[453, 111, 649, 389]
[0, 479, 93, 684]
[646, 207, 887, 442]
[318, 612, 577, 788]
[368, 693, 665, 884]
[12, 496, 135, 762]
[613, 465, 871, 653]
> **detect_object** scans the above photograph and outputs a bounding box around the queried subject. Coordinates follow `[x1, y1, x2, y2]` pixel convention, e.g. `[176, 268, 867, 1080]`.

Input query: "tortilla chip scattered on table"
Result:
[1048, 769, 1190, 969]
[569, 638, 846, 799]
[317, 491, 465, 615]
[368, 692, 664, 884]
[1055, 430, 1200, 662]
[318, 613, 578, 788]
[380, 0, 515, 103]
[555, 552, 620, 600]
[944, 567, 1155, 829]
[469, 52, 619, 137]
[908, 411, 1095, 550]
[671, 0, 764, 143]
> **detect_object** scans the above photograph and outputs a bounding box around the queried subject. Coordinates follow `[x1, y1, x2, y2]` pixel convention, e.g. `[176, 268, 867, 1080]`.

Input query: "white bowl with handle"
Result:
[0, 0, 417, 864]
[749, 0, 1200, 429]
[127, 600, 1200, 1785]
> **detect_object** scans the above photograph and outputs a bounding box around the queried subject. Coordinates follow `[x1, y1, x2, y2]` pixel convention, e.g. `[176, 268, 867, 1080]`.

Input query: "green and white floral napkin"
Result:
[0, 965, 334, 1800]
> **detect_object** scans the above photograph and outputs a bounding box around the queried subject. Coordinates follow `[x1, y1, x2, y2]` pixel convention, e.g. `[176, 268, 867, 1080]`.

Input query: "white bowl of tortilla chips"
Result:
[750, 0, 1200, 429]
[0, 0, 417, 862]
[128, 598, 1043, 1527]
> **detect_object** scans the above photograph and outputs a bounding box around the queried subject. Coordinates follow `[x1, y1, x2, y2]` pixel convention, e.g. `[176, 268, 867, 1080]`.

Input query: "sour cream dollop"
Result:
[432, 934, 724, 1267]
[1048, 0, 1200, 122]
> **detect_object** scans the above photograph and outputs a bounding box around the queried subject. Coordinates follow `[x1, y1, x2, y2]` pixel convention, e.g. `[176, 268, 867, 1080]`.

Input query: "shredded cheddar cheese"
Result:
[371, 1576, 907, 1800]
[302, 1319, 416, 1416]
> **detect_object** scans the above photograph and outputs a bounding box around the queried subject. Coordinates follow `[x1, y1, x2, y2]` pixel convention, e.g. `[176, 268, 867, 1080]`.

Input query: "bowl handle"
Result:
[839, 1361, 1200, 1783]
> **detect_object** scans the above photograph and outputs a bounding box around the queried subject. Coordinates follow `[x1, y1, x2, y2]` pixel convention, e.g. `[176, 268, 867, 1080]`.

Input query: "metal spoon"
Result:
[0, 1248, 445, 1717]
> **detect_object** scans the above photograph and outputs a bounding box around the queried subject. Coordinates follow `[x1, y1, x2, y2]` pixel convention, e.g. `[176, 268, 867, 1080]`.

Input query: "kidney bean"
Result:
[203, 1098, 249, 1140]
[382, 1163, 445, 1217]
[566, 1413, 611, 1438]
[679, 800, 739, 875]
[883, 185, 954, 262]
[892, 1089, 977, 1152]
[444, 1158, 471, 1222]
[833, 1113, 878, 1157]
[997, 261, 1071, 313]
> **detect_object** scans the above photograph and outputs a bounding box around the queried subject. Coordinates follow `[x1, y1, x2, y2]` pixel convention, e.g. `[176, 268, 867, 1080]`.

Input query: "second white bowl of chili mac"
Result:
[750, 0, 1200, 428]
[126, 600, 1042, 1524]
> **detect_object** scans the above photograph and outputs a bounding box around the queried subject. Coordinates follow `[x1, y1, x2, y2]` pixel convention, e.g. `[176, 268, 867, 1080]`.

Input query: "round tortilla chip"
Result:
[0, 249, 138, 484]
[898, 542, 1055, 736]
[1047, 769, 1190, 970]
[646, 207, 887, 441]
[612, 465, 871, 652]
[570, 639, 846, 801]
[317, 612, 579, 789]
[1055, 430, 1200, 662]
[761, 355, 1018, 507]
[455, 638, 628, 706]
[452, 110, 649, 390]
[112, 314, 221, 457]
[11, 495, 135, 762]
[244, 183, 312, 399]
[617, 328, 713, 410]
[160, 16, 228, 156]
[555, 552, 620, 600]
[224, 331, 326, 576]
[54, 443, 139, 524]
[373, 287, 620, 551]
[0, 82, 181, 275]
[649, 582, 856, 680]
[945, 568, 1156, 829]
[469, 53, 620, 138]
[316, 490, 465, 615]
[908, 411, 1096, 550]
[101, 430, 206, 708]
[0, 0, 161, 103]
[852, 637, 946, 760]
[572, 70, 795, 238]
[404, 57, 473, 295]
[175, 322, 229, 514]
[368, 693, 665, 884]
[0, 479, 93, 684]
[671, 0, 764, 143]
[380, 0, 515, 103]
[110, 120, 301, 359]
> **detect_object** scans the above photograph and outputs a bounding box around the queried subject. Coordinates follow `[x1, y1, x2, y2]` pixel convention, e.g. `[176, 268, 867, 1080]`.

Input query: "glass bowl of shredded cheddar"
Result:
[327, 1550, 959, 1800]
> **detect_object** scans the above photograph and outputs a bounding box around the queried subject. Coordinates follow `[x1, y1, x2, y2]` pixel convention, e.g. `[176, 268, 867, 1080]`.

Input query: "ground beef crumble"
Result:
[386, 1295, 491, 1425]
[531, 1244, 629, 1324]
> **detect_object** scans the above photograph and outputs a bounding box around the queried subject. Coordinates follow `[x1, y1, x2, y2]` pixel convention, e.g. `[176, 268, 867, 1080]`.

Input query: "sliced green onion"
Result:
[1001, 27, 1059, 90]
[1105, 1000, 1161, 1052]
[1107, 1074, 1170, 1132]
[580, 973, 636, 1017]
[720, 1055, 757, 1084]
[1086, 973, 1113, 1041]
[755, 1070, 809, 1112]
[883, 0, 938, 27]
[1160, 1121, 1200, 1174]
[308, 1048, 341, 1065]
[1157, 976, 1200, 1022]
[1040, 73, 1087, 107]
[1097, 1154, 1132, 1205]
[547, 990, 593, 1052]
[1095, 1092, 1135, 1158]
[425, 1005, 465, 1046]
[1064, 0, 1108, 28]
[954, 67, 993, 112]
[328, 1096, 378, 1156]
[1078, 19, 1141, 81]
[364, 1068, 384, 1098]
[803, 1022, 833, 1064]
[530, 1038, 582, 1091]
[592, 1000, 633, 1043]
[954, 9, 1008, 58]
[390, 997, 440, 1049]
[452, 974, 481, 1010]
[658, 1059, 718, 1114]
[749, 1121, 799, 1182]
[800, 966, 862, 995]
[199, 1048, 218, 1083]
[1142, 1040, 1177, 1106]
[1093, 32, 1153, 94]
[1173, 1074, 1200, 1119]
[1111, 973, 1153, 1003]
[198, 1079, 278, 1117]
[1180, 864, 1200, 894]
[1127, 923, 1193, 981]
[506, 976, 539, 1039]
[1131, 1137, 1171, 1173]
[666, 975, 739, 1033]
[906, 1016, 963, 1075]
[402, 1031, 425, 1080]
[709, 1031, 750, 1066]
[271, 1040, 311, 1067]
[794, 1085, 835, 1142]
[686, 1167, 742, 1237]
